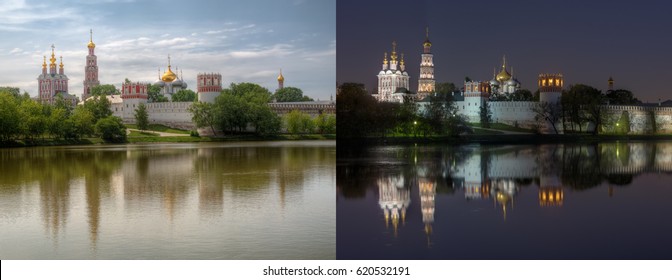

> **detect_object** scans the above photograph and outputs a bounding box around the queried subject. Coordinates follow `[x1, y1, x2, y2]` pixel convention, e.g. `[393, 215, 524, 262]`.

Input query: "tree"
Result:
[314, 113, 336, 134]
[533, 101, 562, 134]
[510, 89, 533, 101]
[605, 89, 641, 105]
[285, 110, 314, 134]
[272, 87, 313, 102]
[223, 82, 272, 102]
[83, 95, 112, 123]
[90, 84, 118, 96]
[479, 101, 492, 128]
[435, 82, 458, 95]
[95, 116, 126, 143]
[171, 89, 197, 102]
[252, 105, 282, 136]
[19, 99, 48, 140]
[148, 84, 168, 102]
[0, 91, 22, 142]
[189, 102, 217, 135]
[336, 83, 377, 138]
[47, 107, 69, 139]
[70, 106, 95, 139]
[134, 103, 149, 130]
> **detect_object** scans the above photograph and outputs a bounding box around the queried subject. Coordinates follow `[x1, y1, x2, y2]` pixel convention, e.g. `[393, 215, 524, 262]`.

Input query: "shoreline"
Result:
[337, 134, 672, 146]
[0, 134, 336, 148]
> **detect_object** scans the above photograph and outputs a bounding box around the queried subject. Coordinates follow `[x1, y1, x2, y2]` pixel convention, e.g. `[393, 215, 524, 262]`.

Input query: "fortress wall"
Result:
[144, 102, 195, 130]
[490, 101, 538, 128]
[603, 105, 672, 134]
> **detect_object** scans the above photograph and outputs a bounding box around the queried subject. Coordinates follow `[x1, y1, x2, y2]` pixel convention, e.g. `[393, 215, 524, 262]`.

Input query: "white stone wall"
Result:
[489, 101, 538, 128]
[145, 102, 195, 129]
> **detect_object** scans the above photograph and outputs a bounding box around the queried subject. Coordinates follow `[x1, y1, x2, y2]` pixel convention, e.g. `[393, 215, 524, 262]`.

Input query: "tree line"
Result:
[0, 88, 125, 144]
[189, 83, 334, 136]
[337, 83, 468, 139]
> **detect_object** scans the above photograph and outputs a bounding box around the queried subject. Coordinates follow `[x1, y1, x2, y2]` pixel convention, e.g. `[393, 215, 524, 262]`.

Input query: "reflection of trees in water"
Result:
[0, 148, 126, 242]
[559, 144, 604, 190]
[195, 146, 331, 213]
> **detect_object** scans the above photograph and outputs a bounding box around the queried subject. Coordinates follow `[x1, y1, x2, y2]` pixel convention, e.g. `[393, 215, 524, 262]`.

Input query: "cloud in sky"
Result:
[0, 0, 335, 100]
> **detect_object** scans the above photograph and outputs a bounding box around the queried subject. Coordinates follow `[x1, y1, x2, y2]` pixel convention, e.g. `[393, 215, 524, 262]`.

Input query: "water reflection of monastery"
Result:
[377, 143, 672, 239]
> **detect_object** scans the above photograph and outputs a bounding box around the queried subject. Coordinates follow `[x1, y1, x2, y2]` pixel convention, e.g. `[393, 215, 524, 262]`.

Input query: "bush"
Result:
[95, 116, 127, 143]
[190, 130, 200, 137]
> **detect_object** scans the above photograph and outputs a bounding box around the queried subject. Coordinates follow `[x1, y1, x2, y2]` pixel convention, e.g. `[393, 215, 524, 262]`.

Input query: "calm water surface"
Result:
[0, 141, 335, 259]
[338, 142, 672, 259]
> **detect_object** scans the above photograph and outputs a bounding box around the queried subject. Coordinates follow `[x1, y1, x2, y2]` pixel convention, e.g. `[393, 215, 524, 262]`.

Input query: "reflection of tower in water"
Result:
[491, 179, 517, 221]
[419, 179, 435, 246]
[378, 175, 410, 237]
[539, 175, 563, 207]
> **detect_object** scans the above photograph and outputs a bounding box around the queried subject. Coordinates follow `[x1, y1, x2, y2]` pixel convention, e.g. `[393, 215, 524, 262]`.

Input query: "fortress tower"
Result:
[463, 80, 491, 122]
[120, 81, 148, 121]
[196, 73, 223, 103]
[538, 73, 563, 104]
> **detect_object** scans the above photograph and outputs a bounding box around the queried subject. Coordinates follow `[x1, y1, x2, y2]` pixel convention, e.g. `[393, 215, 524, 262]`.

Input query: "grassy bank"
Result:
[126, 134, 335, 143]
[125, 124, 190, 134]
[0, 138, 105, 148]
[339, 134, 672, 146]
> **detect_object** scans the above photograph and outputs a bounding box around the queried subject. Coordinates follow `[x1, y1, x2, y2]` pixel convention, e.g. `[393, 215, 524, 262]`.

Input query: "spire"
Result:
[383, 52, 388, 64]
[49, 44, 56, 66]
[390, 41, 397, 61]
[277, 68, 285, 82]
[59, 56, 64, 69]
[400, 53, 405, 66]
[493, 67, 496, 78]
[88, 29, 96, 48]
[167, 54, 171, 69]
[158, 68, 161, 79]
[42, 56, 47, 69]
[502, 54, 507, 69]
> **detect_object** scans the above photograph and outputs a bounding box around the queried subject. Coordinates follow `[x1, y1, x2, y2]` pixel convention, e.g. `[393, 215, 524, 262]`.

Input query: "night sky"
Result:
[337, 0, 672, 102]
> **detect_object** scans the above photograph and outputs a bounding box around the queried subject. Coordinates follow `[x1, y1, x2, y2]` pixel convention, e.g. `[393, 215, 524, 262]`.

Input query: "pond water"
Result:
[0, 141, 335, 259]
[337, 142, 672, 259]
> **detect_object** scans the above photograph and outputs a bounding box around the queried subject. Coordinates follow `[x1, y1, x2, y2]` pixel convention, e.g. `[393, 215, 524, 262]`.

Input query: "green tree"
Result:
[90, 84, 118, 96]
[70, 106, 95, 139]
[19, 99, 48, 140]
[479, 101, 492, 128]
[223, 82, 272, 102]
[171, 89, 197, 102]
[0, 92, 22, 142]
[272, 87, 313, 102]
[95, 116, 126, 143]
[252, 105, 282, 136]
[189, 102, 217, 135]
[285, 110, 314, 134]
[83, 95, 112, 123]
[48, 107, 69, 139]
[147, 84, 168, 102]
[214, 93, 249, 133]
[314, 113, 336, 134]
[134, 103, 149, 130]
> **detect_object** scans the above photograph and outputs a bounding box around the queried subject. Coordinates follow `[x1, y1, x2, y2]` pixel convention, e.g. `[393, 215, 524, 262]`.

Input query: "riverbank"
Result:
[338, 134, 672, 146]
[0, 134, 336, 148]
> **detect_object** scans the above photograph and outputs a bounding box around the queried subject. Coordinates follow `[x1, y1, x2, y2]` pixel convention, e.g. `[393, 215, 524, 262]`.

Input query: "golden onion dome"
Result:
[277, 72, 284, 82]
[496, 68, 511, 83]
[161, 67, 177, 82]
[88, 29, 95, 48]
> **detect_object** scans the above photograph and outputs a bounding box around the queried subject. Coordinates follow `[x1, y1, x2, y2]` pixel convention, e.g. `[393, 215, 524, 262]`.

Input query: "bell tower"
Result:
[83, 29, 100, 101]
